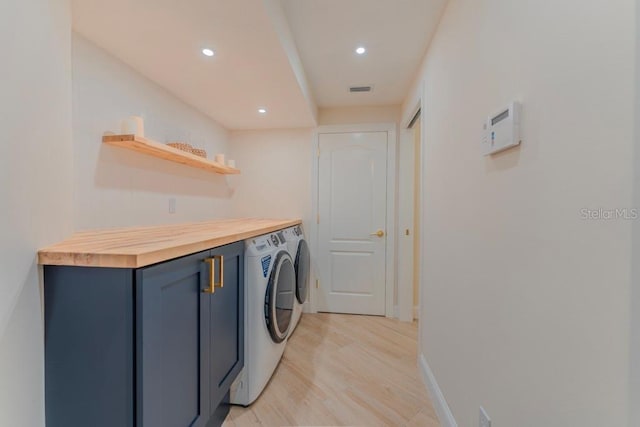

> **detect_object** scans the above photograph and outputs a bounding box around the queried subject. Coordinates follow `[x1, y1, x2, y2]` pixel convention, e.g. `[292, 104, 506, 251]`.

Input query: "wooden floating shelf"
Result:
[102, 134, 240, 175]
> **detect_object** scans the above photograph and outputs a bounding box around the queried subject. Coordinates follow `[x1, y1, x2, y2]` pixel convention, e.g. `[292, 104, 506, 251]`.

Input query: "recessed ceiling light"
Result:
[202, 48, 215, 57]
[258, 108, 267, 114]
[355, 46, 366, 55]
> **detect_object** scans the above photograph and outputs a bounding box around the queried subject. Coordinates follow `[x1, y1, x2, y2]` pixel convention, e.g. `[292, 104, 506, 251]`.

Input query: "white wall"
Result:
[0, 1, 74, 426]
[228, 129, 313, 224]
[318, 105, 400, 126]
[72, 34, 234, 230]
[403, 1, 634, 426]
[228, 128, 313, 312]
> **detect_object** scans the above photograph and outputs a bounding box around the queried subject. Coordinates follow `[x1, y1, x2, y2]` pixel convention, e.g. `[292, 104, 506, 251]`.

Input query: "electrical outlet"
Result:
[169, 197, 176, 214]
[479, 406, 491, 427]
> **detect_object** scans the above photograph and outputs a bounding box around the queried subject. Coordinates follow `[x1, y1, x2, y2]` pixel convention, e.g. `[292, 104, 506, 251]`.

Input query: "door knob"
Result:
[370, 230, 385, 238]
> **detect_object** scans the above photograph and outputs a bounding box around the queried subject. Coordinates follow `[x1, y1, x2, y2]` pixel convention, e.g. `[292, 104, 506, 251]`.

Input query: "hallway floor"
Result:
[223, 313, 440, 427]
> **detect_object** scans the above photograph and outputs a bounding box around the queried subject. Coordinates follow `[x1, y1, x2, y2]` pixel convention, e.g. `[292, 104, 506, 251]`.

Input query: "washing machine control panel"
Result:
[282, 226, 302, 241]
[246, 233, 282, 255]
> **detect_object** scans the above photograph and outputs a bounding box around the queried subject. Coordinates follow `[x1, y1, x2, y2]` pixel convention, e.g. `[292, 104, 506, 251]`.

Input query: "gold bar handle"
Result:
[203, 255, 224, 294]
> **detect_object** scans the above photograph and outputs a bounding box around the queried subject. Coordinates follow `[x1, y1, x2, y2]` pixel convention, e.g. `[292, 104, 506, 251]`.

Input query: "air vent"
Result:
[349, 85, 373, 93]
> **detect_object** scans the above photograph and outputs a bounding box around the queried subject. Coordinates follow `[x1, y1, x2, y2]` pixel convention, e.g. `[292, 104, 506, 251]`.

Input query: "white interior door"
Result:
[316, 131, 388, 315]
[397, 128, 415, 321]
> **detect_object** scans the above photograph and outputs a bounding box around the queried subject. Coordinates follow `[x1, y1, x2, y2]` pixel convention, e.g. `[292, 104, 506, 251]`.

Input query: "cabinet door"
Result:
[208, 241, 245, 410]
[136, 251, 211, 427]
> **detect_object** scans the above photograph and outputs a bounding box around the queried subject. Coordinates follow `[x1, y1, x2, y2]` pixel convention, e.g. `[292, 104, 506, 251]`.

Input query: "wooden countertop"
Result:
[38, 218, 302, 268]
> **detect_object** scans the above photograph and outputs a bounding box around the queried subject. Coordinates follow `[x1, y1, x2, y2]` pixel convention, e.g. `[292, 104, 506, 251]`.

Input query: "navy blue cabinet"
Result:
[45, 267, 135, 427]
[136, 250, 211, 427]
[44, 241, 245, 427]
[208, 243, 244, 413]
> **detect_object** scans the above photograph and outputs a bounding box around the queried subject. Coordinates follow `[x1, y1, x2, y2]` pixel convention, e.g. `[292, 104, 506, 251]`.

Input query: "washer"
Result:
[283, 225, 310, 332]
[230, 231, 295, 406]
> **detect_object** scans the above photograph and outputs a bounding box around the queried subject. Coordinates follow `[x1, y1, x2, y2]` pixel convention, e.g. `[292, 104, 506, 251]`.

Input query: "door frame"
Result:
[397, 100, 424, 322]
[400, 90, 424, 345]
[309, 123, 397, 317]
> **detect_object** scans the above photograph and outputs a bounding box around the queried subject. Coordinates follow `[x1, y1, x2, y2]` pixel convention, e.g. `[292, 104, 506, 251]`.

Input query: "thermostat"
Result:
[482, 101, 521, 155]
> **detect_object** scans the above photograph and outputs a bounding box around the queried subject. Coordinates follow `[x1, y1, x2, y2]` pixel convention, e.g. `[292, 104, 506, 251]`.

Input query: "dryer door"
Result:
[295, 239, 311, 304]
[265, 251, 295, 343]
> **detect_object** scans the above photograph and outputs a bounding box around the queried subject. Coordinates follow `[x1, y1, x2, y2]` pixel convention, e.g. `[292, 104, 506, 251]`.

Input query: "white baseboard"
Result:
[418, 353, 457, 427]
[413, 305, 419, 320]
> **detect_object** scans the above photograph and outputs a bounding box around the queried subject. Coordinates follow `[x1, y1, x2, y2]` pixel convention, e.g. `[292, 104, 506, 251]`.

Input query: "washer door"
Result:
[295, 239, 310, 304]
[265, 251, 295, 343]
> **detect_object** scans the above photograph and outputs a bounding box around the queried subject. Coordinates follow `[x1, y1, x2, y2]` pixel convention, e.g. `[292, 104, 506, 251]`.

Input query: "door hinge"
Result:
[316, 279, 320, 289]
[317, 148, 320, 157]
[317, 213, 320, 224]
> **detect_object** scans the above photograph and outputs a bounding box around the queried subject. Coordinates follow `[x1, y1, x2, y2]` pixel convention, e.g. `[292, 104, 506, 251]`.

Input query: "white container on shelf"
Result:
[121, 116, 145, 137]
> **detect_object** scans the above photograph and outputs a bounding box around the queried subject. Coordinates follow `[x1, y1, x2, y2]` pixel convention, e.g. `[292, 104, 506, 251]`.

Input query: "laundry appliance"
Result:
[283, 225, 310, 333]
[230, 231, 295, 406]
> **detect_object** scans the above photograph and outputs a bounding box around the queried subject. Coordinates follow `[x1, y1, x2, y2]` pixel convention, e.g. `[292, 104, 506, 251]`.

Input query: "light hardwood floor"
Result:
[223, 313, 440, 427]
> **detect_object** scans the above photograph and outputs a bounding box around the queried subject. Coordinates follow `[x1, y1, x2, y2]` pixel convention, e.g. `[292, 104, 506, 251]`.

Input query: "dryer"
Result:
[283, 225, 310, 332]
[230, 231, 295, 406]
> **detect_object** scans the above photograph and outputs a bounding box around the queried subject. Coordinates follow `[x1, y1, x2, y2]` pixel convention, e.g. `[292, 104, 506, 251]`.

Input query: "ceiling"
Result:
[72, 0, 316, 130]
[72, 0, 447, 129]
[282, 0, 448, 108]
